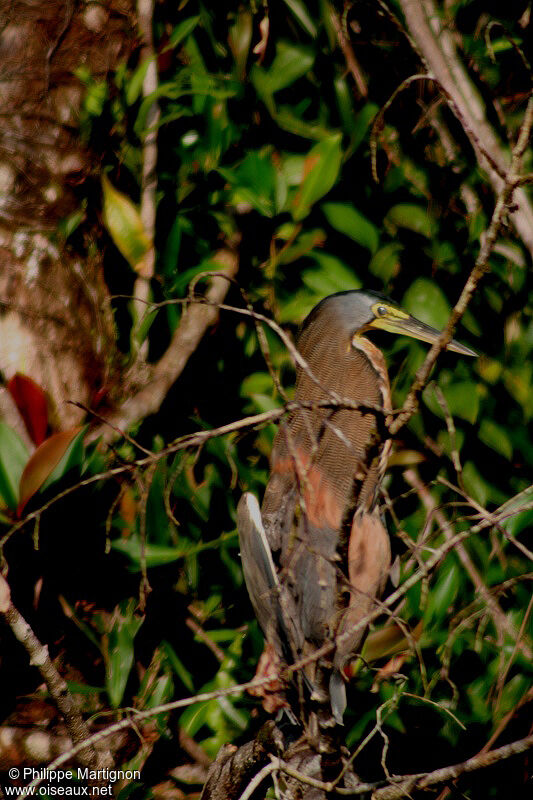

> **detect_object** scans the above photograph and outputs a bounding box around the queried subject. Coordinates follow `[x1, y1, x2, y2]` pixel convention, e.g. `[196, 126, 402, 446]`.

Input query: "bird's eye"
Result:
[377, 306, 387, 316]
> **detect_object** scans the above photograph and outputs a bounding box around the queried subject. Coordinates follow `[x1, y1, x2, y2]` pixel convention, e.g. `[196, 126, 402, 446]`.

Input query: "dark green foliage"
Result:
[1, 1, 531, 796]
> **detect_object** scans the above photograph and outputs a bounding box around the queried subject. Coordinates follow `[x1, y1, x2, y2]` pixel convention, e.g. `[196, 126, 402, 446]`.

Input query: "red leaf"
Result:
[18, 428, 82, 516]
[7, 374, 48, 446]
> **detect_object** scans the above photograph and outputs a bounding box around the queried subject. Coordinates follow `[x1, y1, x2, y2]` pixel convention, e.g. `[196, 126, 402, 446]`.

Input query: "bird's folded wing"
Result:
[237, 492, 304, 663]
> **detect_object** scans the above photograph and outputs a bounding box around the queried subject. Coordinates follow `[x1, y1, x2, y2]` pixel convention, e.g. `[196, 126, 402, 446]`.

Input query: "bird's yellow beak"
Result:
[369, 312, 477, 357]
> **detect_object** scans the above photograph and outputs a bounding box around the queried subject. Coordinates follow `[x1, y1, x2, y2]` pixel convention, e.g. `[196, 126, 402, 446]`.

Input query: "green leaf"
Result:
[251, 41, 314, 96]
[40, 427, 87, 492]
[101, 175, 152, 274]
[442, 382, 480, 424]
[292, 135, 343, 221]
[403, 278, 451, 328]
[241, 373, 275, 398]
[280, 0, 317, 37]
[423, 382, 480, 424]
[425, 561, 459, 624]
[104, 599, 144, 708]
[219, 151, 277, 217]
[302, 253, 361, 295]
[369, 243, 403, 282]
[384, 203, 436, 239]
[309, 252, 362, 289]
[322, 202, 379, 253]
[274, 106, 334, 141]
[126, 58, 153, 105]
[168, 16, 200, 49]
[277, 229, 326, 265]
[0, 423, 29, 510]
[83, 80, 108, 117]
[163, 641, 194, 692]
[18, 428, 85, 514]
[146, 463, 173, 544]
[112, 531, 237, 570]
[479, 419, 513, 460]
[350, 102, 379, 152]
[462, 462, 491, 507]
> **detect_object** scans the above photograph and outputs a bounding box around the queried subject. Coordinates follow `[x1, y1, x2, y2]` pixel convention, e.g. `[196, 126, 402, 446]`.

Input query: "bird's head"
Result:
[303, 290, 476, 357]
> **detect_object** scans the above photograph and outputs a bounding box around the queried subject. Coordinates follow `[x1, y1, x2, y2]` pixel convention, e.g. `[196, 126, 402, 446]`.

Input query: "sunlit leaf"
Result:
[423, 382, 479, 424]
[292, 135, 343, 221]
[168, 16, 200, 49]
[403, 278, 451, 328]
[125, 58, 152, 105]
[101, 174, 152, 274]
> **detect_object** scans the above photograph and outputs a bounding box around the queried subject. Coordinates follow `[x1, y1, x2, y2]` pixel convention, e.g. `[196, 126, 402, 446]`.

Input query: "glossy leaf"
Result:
[7, 373, 48, 446]
[125, 58, 152, 105]
[101, 175, 152, 274]
[167, 16, 200, 48]
[423, 382, 480, 424]
[292, 135, 343, 221]
[403, 278, 451, 329]
[0, 423, 29, 510]
[18, 428, 83, 514]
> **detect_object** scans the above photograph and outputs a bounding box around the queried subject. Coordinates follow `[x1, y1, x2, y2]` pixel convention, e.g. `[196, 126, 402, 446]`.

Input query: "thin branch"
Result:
[389, 92, 533, 436]
[398, 0, 533, 255]
[287, 479, 533, 677]
[371, 733, 533, 799]
[27, 678, 271, 790]
[403, 469, 532, 661]
[0, 575, 112, 774]
[90, 249, 239, 443]
[330, 8, 367, 98]
[237, 759, 279, 800]
[131, 0, 160, 360]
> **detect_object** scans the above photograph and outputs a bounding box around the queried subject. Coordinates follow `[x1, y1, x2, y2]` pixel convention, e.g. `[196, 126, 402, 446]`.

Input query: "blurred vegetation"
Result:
[0, 1, 532, 797]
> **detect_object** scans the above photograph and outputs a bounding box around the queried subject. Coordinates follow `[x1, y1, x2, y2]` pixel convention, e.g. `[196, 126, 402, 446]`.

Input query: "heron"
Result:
[238, 290, 475, 726]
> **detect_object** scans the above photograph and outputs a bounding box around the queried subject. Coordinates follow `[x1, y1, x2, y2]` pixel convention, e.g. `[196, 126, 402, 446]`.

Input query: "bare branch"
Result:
[131, 0, 160, 358]
[330, 8, 367, 98]
[403, 469, 533, 660]
[0, 574, 112, 774]
[27, 678, 271, 790]
[371, 732, 533, 799]
[398, 0, 533, 255]
[90, 249, 239, 442]
[389, 92, 533, 435]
